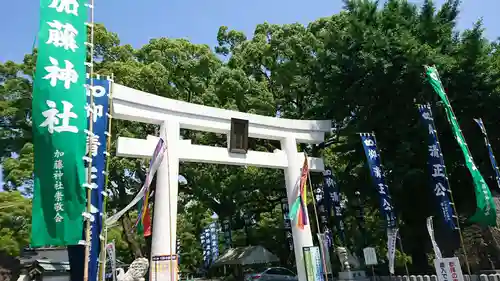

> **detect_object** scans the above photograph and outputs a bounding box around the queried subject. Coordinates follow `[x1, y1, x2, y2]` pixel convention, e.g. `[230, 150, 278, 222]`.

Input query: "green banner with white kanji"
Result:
[31, 0, 88, 246]
[425, 65, 496, 227]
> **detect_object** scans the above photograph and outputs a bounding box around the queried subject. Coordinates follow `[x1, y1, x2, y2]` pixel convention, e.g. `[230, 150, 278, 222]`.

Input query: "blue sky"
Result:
[0, 0, 498, 63]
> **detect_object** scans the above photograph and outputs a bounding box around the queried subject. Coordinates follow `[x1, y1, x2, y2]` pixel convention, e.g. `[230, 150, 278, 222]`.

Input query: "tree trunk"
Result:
[120, 213, 143, 258]
[481, 226, 500, 268]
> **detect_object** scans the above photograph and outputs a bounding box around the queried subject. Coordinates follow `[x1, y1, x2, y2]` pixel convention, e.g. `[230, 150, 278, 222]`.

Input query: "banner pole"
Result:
[83, 0, 96, 280]
[98, 73, 114, 281]
[397, 232, 410, 277]
[370, 132, 410, 277]
[425, 104, 471, 275]
[473, 118, 500, 270]
[305, 155, 329, 281]
[83, 0, 94, 281]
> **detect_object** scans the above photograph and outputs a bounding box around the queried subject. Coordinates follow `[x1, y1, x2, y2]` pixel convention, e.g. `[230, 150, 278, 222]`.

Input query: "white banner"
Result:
[387, 228, 398, 274]
[106, 137, 167, 226]
[105, 241, 117, 281]
[434, 257, 464, 281]
[317, 233, 332, 274]
[427, 216, 442, 259]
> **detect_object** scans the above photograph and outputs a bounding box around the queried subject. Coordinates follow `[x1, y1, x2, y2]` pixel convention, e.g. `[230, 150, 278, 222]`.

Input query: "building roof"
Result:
[34, 260, 70, 272]
[20, 248, 68, 266]
[213, 246, 279, 266]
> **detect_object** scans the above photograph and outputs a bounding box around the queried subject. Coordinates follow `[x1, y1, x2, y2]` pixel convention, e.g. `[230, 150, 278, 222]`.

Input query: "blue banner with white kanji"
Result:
[360, 133, 397, 229]
[322, 168, 344, 244]
[201, 227, 211, 268]
[353, 191, 366, 242]
[280, 197, 294, 251]
[418, 104, 455, 229]
[177, 238, 181, 265]
[86, 77, 111, 281]
[222, 219, 232, 250]
[474, 118, 500, 191]
[209, 222, 219, 262]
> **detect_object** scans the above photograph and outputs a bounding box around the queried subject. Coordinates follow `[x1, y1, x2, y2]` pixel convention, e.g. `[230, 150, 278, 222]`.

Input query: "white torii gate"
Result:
[112, 83, 332, 281]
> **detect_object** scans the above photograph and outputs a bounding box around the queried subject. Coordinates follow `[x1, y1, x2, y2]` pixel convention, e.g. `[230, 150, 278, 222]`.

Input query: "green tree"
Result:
[309, 0, 500, 272]
[0, 192, 31, 256]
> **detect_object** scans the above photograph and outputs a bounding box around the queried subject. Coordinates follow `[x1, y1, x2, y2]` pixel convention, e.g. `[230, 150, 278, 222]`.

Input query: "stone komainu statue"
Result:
[0, 251, 20, 281]
[116, 257, 149, 281]
[336, 247, 361, 271]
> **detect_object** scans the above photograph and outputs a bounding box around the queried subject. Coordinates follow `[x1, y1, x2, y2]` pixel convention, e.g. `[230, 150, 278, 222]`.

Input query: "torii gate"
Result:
[111, 83, 331, 281]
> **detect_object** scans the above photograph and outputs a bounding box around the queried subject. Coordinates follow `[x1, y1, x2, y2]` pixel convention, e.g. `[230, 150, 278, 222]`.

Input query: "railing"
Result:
[375, 274, 500, 281]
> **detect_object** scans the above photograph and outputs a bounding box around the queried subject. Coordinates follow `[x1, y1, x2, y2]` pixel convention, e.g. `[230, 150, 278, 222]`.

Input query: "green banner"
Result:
[31, 0, 88, 246]
[425, 65, 496, 226]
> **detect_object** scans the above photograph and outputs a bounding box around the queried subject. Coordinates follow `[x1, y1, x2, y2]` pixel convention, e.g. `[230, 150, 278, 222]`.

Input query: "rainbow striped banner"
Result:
[289, 155, 309, 229]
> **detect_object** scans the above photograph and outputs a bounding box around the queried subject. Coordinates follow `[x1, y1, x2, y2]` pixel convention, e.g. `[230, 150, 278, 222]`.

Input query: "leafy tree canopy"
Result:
[1, 0, 500, 273]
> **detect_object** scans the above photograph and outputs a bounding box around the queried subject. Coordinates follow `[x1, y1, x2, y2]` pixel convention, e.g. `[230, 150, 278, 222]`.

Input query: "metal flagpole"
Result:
[473, 118, 500, 268]
[305, 153, 329, 281]
[98, 73, 115, 281]
[370, 132, 410, 277]
[424, 104, 471, 274]
[83, 0, 96, 280]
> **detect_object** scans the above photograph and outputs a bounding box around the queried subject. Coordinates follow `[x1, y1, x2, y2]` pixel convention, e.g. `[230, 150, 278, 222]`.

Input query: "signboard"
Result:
[434, 257, 464, 281]
[303, 246, 325, 281]
[151, 254, 178, 278]
[363, 247, 378, 266]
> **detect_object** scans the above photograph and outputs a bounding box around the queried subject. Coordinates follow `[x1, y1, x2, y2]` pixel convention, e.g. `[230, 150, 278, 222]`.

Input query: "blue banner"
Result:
[313, 181, 333, 247]
[177, 238, 181, 265]
[354, 191, 367, 244]
[86, 76, 111, 281]
[209, 222, 219, 262]
[474, 118, 500, 190]
[201, 227, 211, 268]
[222, 219, 232, 250]
[280, 197, 294, 250]
[322, 168, 345, 243]
[313, 182, 327, 230]
[418, 105, 456, 229]
[360, 133, 397, 229]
